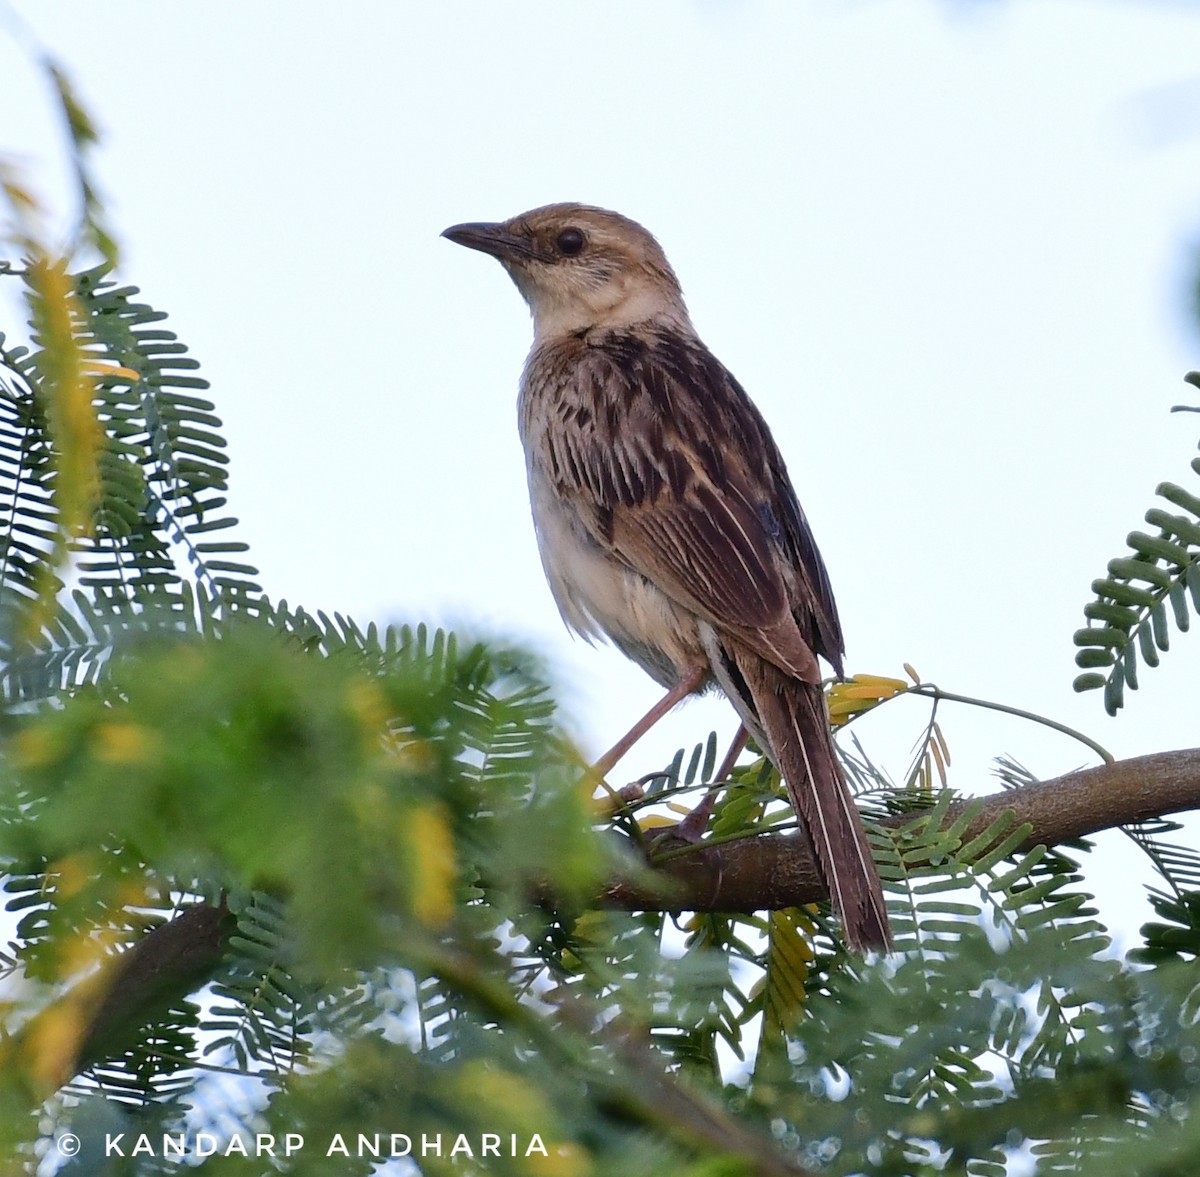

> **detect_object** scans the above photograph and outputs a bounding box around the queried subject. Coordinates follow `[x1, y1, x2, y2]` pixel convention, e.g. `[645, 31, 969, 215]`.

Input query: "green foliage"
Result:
[1073, 373, 1200, 714]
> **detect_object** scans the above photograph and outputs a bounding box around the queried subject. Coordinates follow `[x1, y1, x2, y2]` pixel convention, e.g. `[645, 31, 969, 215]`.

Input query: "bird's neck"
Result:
[526, 286, 692, 343]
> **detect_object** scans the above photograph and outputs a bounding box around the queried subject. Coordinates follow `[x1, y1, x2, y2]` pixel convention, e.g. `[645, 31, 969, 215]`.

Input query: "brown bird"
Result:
[442, 203, 890, 952]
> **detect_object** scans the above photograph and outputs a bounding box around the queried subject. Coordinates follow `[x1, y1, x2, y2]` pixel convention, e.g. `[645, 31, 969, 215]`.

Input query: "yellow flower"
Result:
[93, 721, 157, 765]
[405, 803, 456, 926]
[9, 726, 58, 769]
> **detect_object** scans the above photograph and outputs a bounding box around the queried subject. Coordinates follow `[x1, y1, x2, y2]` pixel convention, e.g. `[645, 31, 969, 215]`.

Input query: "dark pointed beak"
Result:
[441, 221, 539, 262]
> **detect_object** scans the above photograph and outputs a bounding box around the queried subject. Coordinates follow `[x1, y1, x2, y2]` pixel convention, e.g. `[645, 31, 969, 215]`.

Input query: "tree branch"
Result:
[604, 746, 1200, 911]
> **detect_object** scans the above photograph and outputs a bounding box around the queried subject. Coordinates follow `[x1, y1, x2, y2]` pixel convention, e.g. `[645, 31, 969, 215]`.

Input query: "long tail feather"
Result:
[727, 645, 891, 952]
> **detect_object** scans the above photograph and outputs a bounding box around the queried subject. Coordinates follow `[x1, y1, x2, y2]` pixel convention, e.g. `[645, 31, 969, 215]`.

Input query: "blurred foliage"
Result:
[4, 45, 1200, 1177]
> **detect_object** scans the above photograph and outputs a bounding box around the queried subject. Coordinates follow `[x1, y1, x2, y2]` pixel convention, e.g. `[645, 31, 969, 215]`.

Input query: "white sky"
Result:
[3, 0, 1200, 948]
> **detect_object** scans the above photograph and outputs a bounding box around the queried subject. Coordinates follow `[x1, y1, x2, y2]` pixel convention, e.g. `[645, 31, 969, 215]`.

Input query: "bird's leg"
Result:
[591, 664, 707, 780]
[672, 725, 749, 842]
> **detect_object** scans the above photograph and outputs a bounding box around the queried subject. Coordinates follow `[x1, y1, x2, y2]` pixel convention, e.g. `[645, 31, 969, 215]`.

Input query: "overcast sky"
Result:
[3, 0, 1199, 946]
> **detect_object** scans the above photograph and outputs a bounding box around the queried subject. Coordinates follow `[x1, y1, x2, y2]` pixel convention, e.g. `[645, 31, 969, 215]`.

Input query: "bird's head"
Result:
[442, 203, 691, 340]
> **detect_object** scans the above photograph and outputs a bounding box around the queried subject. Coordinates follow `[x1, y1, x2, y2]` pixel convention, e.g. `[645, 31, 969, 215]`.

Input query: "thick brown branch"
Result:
[76, 899, 234, 1069]
[4, 899, 233, 1097]
[605, 747, 1200, 911]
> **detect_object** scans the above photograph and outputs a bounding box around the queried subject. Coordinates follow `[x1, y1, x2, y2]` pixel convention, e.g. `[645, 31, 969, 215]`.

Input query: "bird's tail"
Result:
[729, 647, 891, 953]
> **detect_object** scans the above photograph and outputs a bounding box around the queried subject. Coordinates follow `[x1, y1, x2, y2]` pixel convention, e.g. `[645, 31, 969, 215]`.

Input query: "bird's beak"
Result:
[441, 221, 539, 262]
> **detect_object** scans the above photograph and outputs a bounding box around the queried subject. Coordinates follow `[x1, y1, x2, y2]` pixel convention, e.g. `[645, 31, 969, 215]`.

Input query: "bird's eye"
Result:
[556, 228, 586, 256]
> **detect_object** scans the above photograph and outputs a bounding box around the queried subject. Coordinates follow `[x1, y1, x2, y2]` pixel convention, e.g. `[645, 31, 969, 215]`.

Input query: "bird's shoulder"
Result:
[521, 323, 772, 497]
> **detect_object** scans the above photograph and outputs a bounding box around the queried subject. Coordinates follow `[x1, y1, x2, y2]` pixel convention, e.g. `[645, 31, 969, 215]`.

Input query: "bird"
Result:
[442, 203, 890, 952]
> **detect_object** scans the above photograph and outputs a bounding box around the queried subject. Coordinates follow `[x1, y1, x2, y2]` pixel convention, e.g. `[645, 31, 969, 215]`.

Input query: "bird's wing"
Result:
[538, 329, 844, 681]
